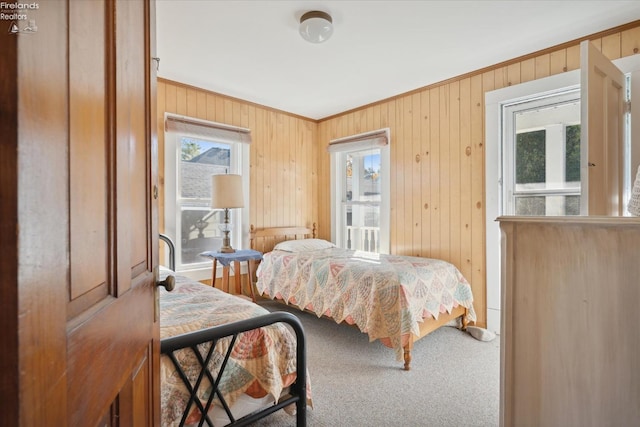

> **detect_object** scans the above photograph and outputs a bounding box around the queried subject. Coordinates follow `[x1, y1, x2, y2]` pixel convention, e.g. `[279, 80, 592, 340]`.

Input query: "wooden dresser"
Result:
[498, 216, 640, 427]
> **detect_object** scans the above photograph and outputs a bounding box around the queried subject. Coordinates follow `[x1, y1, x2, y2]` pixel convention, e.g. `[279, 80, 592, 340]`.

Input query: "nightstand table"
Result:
[199, 249, 263, 301]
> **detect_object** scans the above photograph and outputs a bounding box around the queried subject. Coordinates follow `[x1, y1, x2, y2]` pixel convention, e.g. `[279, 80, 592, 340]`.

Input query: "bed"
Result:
[158, 234, 310, 426]
[250, 225, 476, 371]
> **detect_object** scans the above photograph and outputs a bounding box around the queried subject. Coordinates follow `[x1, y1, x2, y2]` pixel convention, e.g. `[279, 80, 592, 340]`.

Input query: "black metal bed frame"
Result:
[159, 233, 307, 427]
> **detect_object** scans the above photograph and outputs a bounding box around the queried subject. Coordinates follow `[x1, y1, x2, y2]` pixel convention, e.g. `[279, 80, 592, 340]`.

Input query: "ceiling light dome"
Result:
[299, 11, 333, 44]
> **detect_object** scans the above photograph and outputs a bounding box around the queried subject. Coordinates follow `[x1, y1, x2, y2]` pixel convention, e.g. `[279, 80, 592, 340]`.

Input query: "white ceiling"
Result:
[156, 1, 640, 120]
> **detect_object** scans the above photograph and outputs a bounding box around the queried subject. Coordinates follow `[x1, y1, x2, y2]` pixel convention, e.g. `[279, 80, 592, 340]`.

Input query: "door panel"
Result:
[9, 0, 158, 425]
[580, 40, 625, 215]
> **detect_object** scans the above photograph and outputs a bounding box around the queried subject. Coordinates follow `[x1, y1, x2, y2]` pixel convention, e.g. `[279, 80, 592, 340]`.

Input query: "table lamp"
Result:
[210, 174, 244, 253]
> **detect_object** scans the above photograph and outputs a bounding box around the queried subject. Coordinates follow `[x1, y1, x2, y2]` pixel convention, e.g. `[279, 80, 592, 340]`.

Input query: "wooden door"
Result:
[580, 40, 626, 216]
[0, 0, 159, 425]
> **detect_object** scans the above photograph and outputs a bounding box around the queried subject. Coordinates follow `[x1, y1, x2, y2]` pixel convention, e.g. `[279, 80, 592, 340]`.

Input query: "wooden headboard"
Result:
[249, 223, 317, 253]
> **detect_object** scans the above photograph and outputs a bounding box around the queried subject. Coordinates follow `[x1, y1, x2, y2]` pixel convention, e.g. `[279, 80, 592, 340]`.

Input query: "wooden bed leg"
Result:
[461, 310, 469, 331]
[403, 337, 414, 371]
[403, 347, 412, 371]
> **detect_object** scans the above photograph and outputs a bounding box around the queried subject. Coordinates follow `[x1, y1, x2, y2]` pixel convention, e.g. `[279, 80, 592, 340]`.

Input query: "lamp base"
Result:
[220, 246, 236, 253]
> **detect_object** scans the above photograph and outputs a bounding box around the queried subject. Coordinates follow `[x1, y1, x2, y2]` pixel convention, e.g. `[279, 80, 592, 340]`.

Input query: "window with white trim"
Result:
[164, 114, 250, 280]
[329, 129, 390, 254]
[502, 89, 582, 216]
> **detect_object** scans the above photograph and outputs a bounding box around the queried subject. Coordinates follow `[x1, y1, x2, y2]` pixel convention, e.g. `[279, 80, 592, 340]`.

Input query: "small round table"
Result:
[199, 249, 263, 301]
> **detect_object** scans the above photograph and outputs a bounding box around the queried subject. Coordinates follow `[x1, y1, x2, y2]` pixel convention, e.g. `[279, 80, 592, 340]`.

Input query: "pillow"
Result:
[273, 238, 336, 252]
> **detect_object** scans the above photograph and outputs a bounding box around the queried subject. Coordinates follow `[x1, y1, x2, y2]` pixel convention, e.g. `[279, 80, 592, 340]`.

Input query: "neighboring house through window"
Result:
[164, 114, 250, 280]
[329, 129, 390, 254]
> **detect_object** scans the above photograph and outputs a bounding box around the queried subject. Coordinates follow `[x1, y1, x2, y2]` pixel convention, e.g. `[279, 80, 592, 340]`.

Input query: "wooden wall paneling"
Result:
[459, 77, 473, 282]
[372, 104, 381, 129]
[494, 66, 508, 90]
[402, 95, 412, 254]
[311, 120, 319, 230]
[205, 93, 216, 121]
[295, 120, 303, 224]
[186, 88, 197, 117]
[402, 96, 413, 254]
[420, 90, 432, 258]
[254, 108, 265, 230]
[387, 100, 397, 253]
[520, 58, 536, 83]
[411, 92, 422, 256]
[289, 114, 296, 226]
[428, 89, 441, 258]
[566, 44, 581, 71]
[439, 84, 451, 261]
[277, 113, 286, 226]
[263, 111, 274, 227]
[549, 49, 567, 74]
[316, 121, 328, 238]
[534, 53, 551, 79]
[247, 105, 256, 230]
[449, 81, 462, 268]
[602, 33, 621, 60]
[285, 114, 294, 226]
[506, 63, 521, 87]
[621, 26, 640, 55]
[355, 109, 365, 134]
[196, 91, 206, 118]
[470, 73, 486, 325]
[380, 102, 390, 128]
[214, 97, 224, 122]
[175, 86, 186, 115]
[392, 99, 403, 253]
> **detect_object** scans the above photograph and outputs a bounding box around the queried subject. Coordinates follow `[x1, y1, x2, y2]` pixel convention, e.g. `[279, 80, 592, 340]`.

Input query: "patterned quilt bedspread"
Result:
[159, 271, 309, 426]
[256, 248, 477, 360]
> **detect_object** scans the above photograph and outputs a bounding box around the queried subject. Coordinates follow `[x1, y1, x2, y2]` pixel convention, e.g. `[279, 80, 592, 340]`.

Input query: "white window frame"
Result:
[164, 114, 250, 281]
[502, 88, 582, 216]
[329, 129, 391, 254]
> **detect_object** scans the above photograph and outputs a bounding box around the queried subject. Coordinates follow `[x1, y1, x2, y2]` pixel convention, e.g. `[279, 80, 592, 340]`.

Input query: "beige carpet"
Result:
[249, 300, 500, 427]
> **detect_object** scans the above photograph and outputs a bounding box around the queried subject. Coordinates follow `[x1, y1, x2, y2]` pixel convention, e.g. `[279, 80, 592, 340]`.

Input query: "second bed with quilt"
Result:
[250, 225, 477, 370]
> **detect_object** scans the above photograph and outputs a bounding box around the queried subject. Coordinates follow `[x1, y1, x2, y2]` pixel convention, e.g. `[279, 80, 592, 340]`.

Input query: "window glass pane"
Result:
[180, 207, 224, 265]
[515, 196, 546, 215]
[178, 137, 231, 266]
[565, 195, 580, 215]
[565, 124, 581, 182]
[516, 130, 546, 185]
[180, 137, 231, 199]
[515, 195, 581, 216]
[343, 150, 381, 253]
[507, 93, 581, 217]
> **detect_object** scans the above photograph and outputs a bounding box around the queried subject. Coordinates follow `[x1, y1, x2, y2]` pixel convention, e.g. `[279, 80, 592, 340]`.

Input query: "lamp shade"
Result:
[629, 165, 640, 216]
[299, 11, 333, 44]
[210, 174, 244, 209]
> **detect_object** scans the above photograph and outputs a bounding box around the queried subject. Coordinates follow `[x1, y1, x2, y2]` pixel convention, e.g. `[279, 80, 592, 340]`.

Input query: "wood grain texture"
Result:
[499, 216, 640, 426]
[0, 12, 19, 425]
[15, 3, 69, 425]
[156, 80, 318, 239]
[318, 23, 640, 329]
[159, 22, 640, 330]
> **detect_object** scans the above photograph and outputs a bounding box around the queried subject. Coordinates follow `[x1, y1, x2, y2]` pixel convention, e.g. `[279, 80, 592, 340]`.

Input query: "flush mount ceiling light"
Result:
[299, 11, 333, 44]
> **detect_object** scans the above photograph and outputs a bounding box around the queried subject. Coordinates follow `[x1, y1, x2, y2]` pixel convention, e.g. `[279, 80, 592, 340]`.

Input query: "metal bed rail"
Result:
[161, 311, 307, 427]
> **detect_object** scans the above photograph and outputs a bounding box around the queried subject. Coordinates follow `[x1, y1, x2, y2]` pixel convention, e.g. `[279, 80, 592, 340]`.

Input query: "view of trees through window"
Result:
[513, 124, 581, 216]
